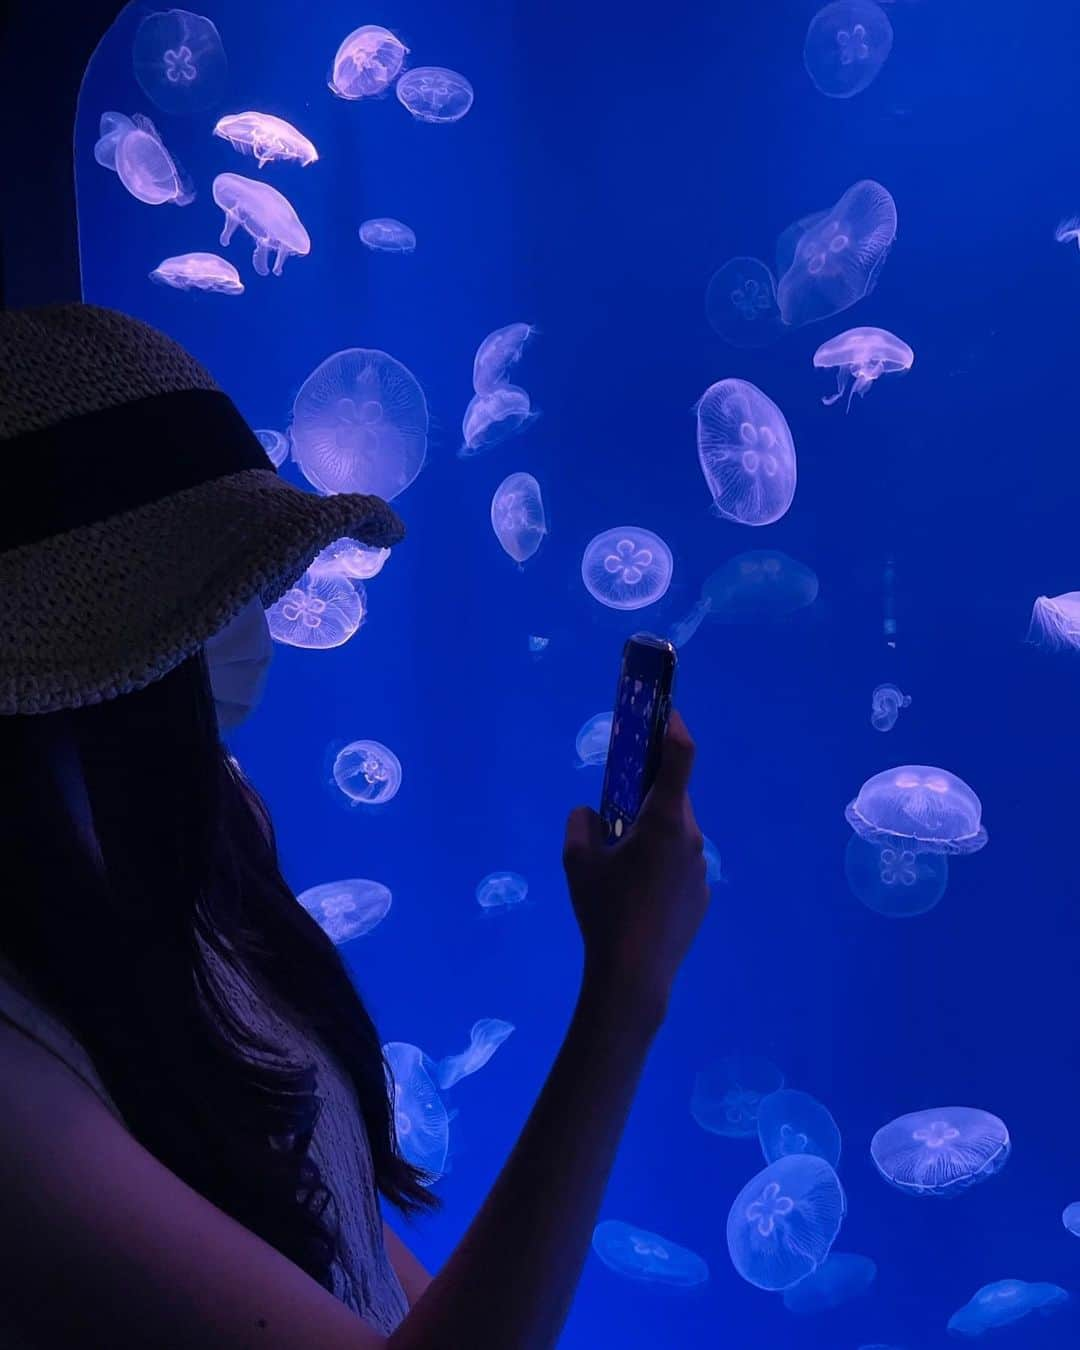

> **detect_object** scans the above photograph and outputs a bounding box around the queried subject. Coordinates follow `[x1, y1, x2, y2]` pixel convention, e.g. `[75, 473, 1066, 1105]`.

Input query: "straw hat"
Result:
[0, 303, 405, 715]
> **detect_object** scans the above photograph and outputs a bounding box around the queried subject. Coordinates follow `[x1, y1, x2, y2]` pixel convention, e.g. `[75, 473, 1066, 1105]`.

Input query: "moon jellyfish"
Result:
[804, 1, 894, 98]
[592, 1221, 709, 1288]
[783, 1252, 876, 1314]
[359, 218, 417, 253]
[703, 836, 724, 884]
[668, 599, 710, 649]
[576, 713, 613, 768]
[1028, 592, 1080, 651]
[581, 527, 673, 611]
[311, 536, 390, 581]
[491, 472, 547, 564]
[266, 568, 364, 650]
[814, 328, 913, 409]
[94, 112, 134, 169]
[473, 323, 536, 394]
[696, 380, 797, 527]
[383, 1042, 449, 1179]
[692, 1054, 784, 1138]
[870, 682, 911, 732]
[948, 1280, 1068, 1338]
[297, 878, 392, 944]
[150, 252, 243, 295]
[1055, 217, 1080, 248]
[528, 635, 550, 654]
[704, 550, 819, 623]
[727, 1154, 846, 1291]
[332, 740, 402, 806]
[329, 25, 408, 100]
[291, 349, 428, 500]
[845, 765, 988, 855]
[435, 1019, 515, 1090]
[870, 1106, 1010, 1196]
[133, 9, 227, 115]
[705, 257, 784, 349]
[97, 113, 194, 207]
[213, 112, 318, 169]
[776, 210, 830, 278]
[476, 871, 528, 910]
[757, 1089, 842, 1168]
[213, 174, 310, 277]
[396, 67, 475, 124]
[844, 834, 949, 918]
[460, 386, 535, 456]
[776, 181, 898, 328]
[1064, 1202, 1080, 1234]
[254, 428, 289, 467]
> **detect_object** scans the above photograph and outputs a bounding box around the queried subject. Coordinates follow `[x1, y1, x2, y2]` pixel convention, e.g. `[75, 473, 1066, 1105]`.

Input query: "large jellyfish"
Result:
[757, 1089, 842, 1168]
[696, 379, 797, 526]
[776, 210, 829, 278]
[947, 1280, 1068, 1338]
[96, 113, 194, 206]
[475, 871, 529, 910]
[844, 834, 949, 918]
[460, 386, 535, 456]
[727, 1154, 846, 1291]
[359, 218, 417, 253]
[692, 1054, 785, 1138]
[254, 428, 289, 468]
[1063, 1202, 1080, 1235]
[435, 1019, 515, 1090]
[212, 174, 310, 277]
[383, 1042, 449, 1179]
[297, 878, 392, 944]
[332, 740, 402, 806]
[870, 682, 911, 732]
[150, 252, 243, 295]
[804, 1, 894, 98]
[575, 713, 613, 767]
[132, 8, 227, 115]
[473, 323, 536, 393]
[870, 1106, 1010, 1196]
[213, 112, 318, 169]
[845, 765, 988, 854]
[329, 24, 408, 99]
[491, 472, 547, 564]
[592, 1221, 709, 1288]
[291, 349, 428, 500]
[703, 550, 819, 623]
[265, 568, 364, 650]
[581, 527, 673, 611]
[814, 328, 913, 409]
[783, 1252, 876, 1314]
[396, 67, 475, 123]
[776, 181, 898, 328]
[1028, 592, 1080, 651]
[705, 257, 784, 349]
[311, 536, 390, 581]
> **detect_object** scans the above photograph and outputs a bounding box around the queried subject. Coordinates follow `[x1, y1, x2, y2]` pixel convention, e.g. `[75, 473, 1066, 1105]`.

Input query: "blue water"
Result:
[75, 2, 1080, 1344]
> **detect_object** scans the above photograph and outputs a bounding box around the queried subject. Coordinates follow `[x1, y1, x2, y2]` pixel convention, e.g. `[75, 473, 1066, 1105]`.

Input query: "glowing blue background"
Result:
[76, 2, 1080, 1344]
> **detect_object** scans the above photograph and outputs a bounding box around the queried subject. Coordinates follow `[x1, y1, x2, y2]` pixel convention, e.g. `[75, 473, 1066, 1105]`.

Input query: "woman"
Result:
[0, 304, 710, 1348]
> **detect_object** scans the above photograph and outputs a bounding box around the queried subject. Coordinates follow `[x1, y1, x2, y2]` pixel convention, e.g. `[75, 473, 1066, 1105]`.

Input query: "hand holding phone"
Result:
[598, 634, 677, 843]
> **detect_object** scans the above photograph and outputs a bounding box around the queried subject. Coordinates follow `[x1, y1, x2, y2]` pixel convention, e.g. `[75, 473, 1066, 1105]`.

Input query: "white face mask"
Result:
[204, 597, 273, 731]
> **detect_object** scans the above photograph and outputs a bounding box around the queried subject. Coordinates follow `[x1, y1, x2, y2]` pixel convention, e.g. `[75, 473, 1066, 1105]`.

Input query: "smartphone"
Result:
[599, 634, 678, 842]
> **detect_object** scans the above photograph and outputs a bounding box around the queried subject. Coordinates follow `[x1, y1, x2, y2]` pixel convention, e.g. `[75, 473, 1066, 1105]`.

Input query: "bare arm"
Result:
[382, 1223, 432, 1307]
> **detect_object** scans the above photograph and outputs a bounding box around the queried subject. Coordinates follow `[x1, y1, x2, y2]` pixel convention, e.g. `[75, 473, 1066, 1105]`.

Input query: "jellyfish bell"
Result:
[332, 739, 402, 806]
[296, 878, 392, 944]
[460, 386, 535, 456]
[1028, 592, 1080, 651]
[757, 1089, 842, 1168]
[94, 111, 134, 169]
[845, 764, 988, 855]
[870, 681, 911, 731]
[581, 526, 674, 611]
[691, 1054, 785, 1138]
[212, 173, 310, 277]
[592, 1221, 709, 1288]
[704, 257, 785, 349]
[782, 1252, 876, 1314]
[726, 1154, 846, 1291]
[106, 114, 194, 206]
[213, 112, 318, 169]
[491, 472, 547, 564]
[703, 550, 819, 623]
[254, 428, 289, 467]
[804, 0, 894, 99]
[475, 871, 529, 910]
[844, 833, 948, 917]
[329, 24, 408, 99]
[813, 327, 913, 409]
[383, 1041, 449, 1179]
[1055, 216, 1080, 249]
[947, 1280, 1068, 1338]
[696, 379, 797, 526]
[133, 8, 228, 115]
[1062, 1202, 1080, 1235]
[359, 218, 417, 253]
[473, 323, 536, 394]
[870, 1106, 1010, 1197]
[575, 712, 613, 768]
[310, 536, 391, 581]
[396, 66, 475, 123]
[149, 252, 243, 295]
[266, 568, 364, 650]
[776, 210, 829, 278]
[435, 1019, 515, 1090]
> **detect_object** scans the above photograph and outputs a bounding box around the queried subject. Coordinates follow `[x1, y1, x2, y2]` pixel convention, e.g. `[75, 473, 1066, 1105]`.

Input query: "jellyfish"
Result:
[947, 1280, 1068, 1337]
[310, 536, 390, 581]
[1028, 592, 1080, 651]
[783, 1252, 876, 1314]
[473, 323, 536, 393]
[757, 1089, 842, 1168]
[328, 25, 408, 100]
[668, 599, 711, 649]
[776, 210, 830, 278]
[845, 765, 988, 854]
[97, 113, 194, 207]
[475, 872, 528, 910]
[581, 527, 673, 611]
[1055, 217, 1080, 248]
[870, 682, 911, 732]
[435, 1019, 515, 1090]
[592, 1221, 709, 1288]
[704, 257, 785, 349]
[844, 834, 949, 917]
[332, 740, 402, 806]
[1063, 1202, 1080, 1235]
[804, 1, 894, 98]
[703, 550, 819, 623]
[254, 428, 289, 467]
[149, 252, 243, 295]
[727, 1154, 846, 1291]
[814, 328, 913, 409]
[528, 635, 550, 654]
[297, 878, 392, 944]
[93, 112, 135, 169]
[460, 386, 535, 456]
[776, 181, 898, 328]
[692, 1055, 785, 1138]
[212, 173, 310, 277]
[266, 568, 364, 650]
[576, 713, 613, 767]
[213, 112, 318, 169]
[491, 472, 547, 564]
[396, 67, 474, 123]
[703, 837, 724, 884]
[696, 379, 797, 527]
[870, 1106, 1010, 1196]
[132, 8, 227, 115]
[383, 1042, 449, 1178]
[291, 349, 428, 500]
[358, 218, 417, 253]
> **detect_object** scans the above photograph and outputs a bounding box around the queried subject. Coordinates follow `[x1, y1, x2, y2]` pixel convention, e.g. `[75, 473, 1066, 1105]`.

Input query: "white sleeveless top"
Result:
[0, 949, 410, 1342]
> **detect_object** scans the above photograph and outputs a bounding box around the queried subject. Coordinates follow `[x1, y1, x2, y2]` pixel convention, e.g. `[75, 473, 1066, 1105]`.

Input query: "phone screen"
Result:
[599, 635, 677, 841]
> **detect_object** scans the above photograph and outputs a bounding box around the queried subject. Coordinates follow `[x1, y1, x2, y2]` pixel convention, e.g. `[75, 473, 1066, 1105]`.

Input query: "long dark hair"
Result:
[0, 653, 435, 1289]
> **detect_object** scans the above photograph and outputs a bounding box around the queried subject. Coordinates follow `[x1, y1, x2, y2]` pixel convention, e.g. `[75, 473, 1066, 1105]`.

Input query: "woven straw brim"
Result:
[0, 468, 404, 715]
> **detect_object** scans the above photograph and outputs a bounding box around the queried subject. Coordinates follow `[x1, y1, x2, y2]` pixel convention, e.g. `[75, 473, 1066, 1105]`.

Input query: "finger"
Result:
[563, 805, 606, 863]
[645, 710, 696, 813]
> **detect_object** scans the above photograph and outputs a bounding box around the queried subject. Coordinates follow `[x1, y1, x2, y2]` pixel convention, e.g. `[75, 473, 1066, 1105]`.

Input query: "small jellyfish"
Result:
[149, 252, 243, 295]
[782, 1252, 876, 1314]
[870, 682, 911, 732]
[254, 428, 289, 467]
[1055, 217, 1080, 249]
[310, 536, 390, 581]
[592, 1220, 709, 1288]
[776, 181, 898, 328]
[696, 379, 797, 527]
[396, 67, 475, 123]
[528, 635, 550, 654]
[845, 765, 988, 855]
[383, 1041, 449, 1179]
[703, 836, 724, 884]
[692, 1054, 785, 1138]
[703, 550, 819, 623]
[870, 1106, 1010, 1196]
[705, 257, 785, 349]
[1063, 1201, 1080, 1235]
[212, 173, 310, 277]
[435, 1019, 515, 1090]
[727, 1154, 846, 1291]
[475, 871, 529, 910]
[804, 1, 894, 99]
[757, 1089, 842, 1168]
[213, 112, 318, 169]
[844, 834, 949, 918]
[576, 713, 613, 768]
[814, 328, 914, 409]
[329, 25, 408, 100]
[291, 348, 428, 500]
[297, 878, 392, 944]
[460, 386, 535, 456]
[266, 568, 364, 650]
[668, 598, 711, 649]
[581, 527, 673, 611]
[473, 323, 536, 393]
[947, 1280, 1068, 1338]
[491, 472, 547, 564]
[359, 218, 417, 253]
[98, 113, 194, 207]
[1028, 592, 1080, 651]
[133, 8, 227, 115]
[93, 111, 134, 169]
[332, 740, 402, 806]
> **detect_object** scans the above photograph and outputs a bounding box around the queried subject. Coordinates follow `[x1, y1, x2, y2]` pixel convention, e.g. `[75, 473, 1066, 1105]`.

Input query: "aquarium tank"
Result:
[74, 1, 1080, 1344]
